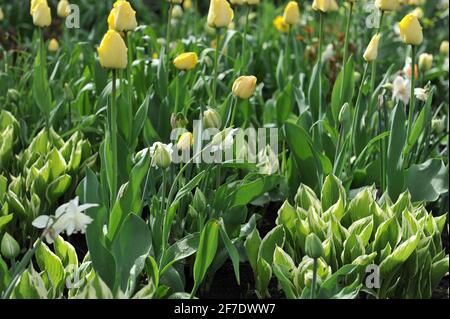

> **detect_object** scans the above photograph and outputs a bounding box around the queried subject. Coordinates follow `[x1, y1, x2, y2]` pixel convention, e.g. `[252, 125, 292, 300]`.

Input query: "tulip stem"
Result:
[38, 28, 52, 144]
[351, 62, 369, 156]
[311, 258, 318, 299]
[285, 26, 292, 78]
[126, 32, 133, 140]
[407, 45, 417, 140]
[212, 30, 221, 107]
[339, 2, 353, 110]
[226, 96, 238, 128]
[174, 73, 180, 114]
[316, 11, 324, 149]
[166, 2, 174, 64]
[370, 10, 384, 101]
[241, 5, 251, 73]
[109, 70, 118, 205]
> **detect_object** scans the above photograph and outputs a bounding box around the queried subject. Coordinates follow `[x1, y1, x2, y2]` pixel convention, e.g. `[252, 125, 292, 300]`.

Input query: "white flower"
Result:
[211, 128, 238, 152]
[392, 76, 410, 105]
[257, 146, 279, 175]
[149, 142, 173, 168]
[32, 197, 96, 243]
[444, 57, 449, 72]
[414, 88, 428, 102]
[322, 44, 334, 62]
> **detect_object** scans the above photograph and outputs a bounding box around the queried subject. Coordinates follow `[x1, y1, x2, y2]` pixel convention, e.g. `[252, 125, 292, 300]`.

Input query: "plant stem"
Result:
[285, 26, 292, 77]
[227, 96, 238, 127]
[370, 10, 384, 97]
[311, 258, 318, 299]
[126, 32, 133, 140]
[351, 62, 369, 156]
[166, 2, 173, 58]
[318, 12, 324, 121]
[407, 45, 417, 140]
[110, 70, 118, 205]
[339, 2, 353, 108]
[212, 30, 221, 107]
[68, 100, 72, 128]
[241, 5, 251, 73]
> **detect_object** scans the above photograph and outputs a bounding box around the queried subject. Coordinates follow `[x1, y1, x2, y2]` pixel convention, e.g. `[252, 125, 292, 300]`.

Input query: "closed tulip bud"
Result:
[48, 38, 59, 52]
[375, 0, 398, 11]
[363, 33, 381, 62]
[97, 30, 128, 69]
[183, 0, 193, 10]
[338, 103, 350, 124]
[150, 142, 173, 169]
[0, 7, 4, 21]
[7, 89, 19, 102]
[283, 1, 300, 25]
[174, 52, 198, 70]
[399, 14, 423, 46]
[203, 108, 222, 129]
[305, 233, 324, 259]
[171, 5, 183, 18]
[440, 41, 449, 55]
[207, 0, 234, 29]
[432, 118, 446, 134]
[232, 75, 257, 99]
[419, 53, 433, 71]
[108, 0, 138, 32]
[312, 0, 339, 13]
[31, 0, 52, 27]
[57, 0, 70, 18]
[177, 132, 193, 151]
[1, 232, 20, 260]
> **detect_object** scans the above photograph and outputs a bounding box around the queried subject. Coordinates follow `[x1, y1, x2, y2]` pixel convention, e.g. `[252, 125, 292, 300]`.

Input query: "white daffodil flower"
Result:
[392, 75, 410, 105]
[32, 197, 96, 243]
[414, 88, 428, 102]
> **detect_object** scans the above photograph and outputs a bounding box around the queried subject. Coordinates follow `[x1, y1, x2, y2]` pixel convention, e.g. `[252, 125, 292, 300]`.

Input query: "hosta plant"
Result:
[0, 127, 95, 245]
[275, 174, 449, 299]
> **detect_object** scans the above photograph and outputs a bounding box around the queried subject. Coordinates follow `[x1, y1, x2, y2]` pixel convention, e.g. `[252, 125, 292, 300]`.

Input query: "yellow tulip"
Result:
[399, 13, 423, 46]
[177, 132, 193, 151]
[48, 38, 59, 52]
[183, 0, 193, 10]
[418, 53, 433, 71]
[363, 34, 381, 62]
[57, 0, 70, 18]
[230, 0, 245, 4]
[375, 0, 399, 11]
[108, 0, 138, 32]
[173, 52, 199, 70]
[246, 0, 261, 5]
[440, 41, 449, 55]
[283, 1, 300, 25]
[97, 30, 128, 69]
[207, 0, 234, 29]
[273, 16, 289, 33]
[232, 76, 257, 99]
[0, 7, 4, 21]
[312, 0, 339, 13]
[31, 0, 52, 27]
